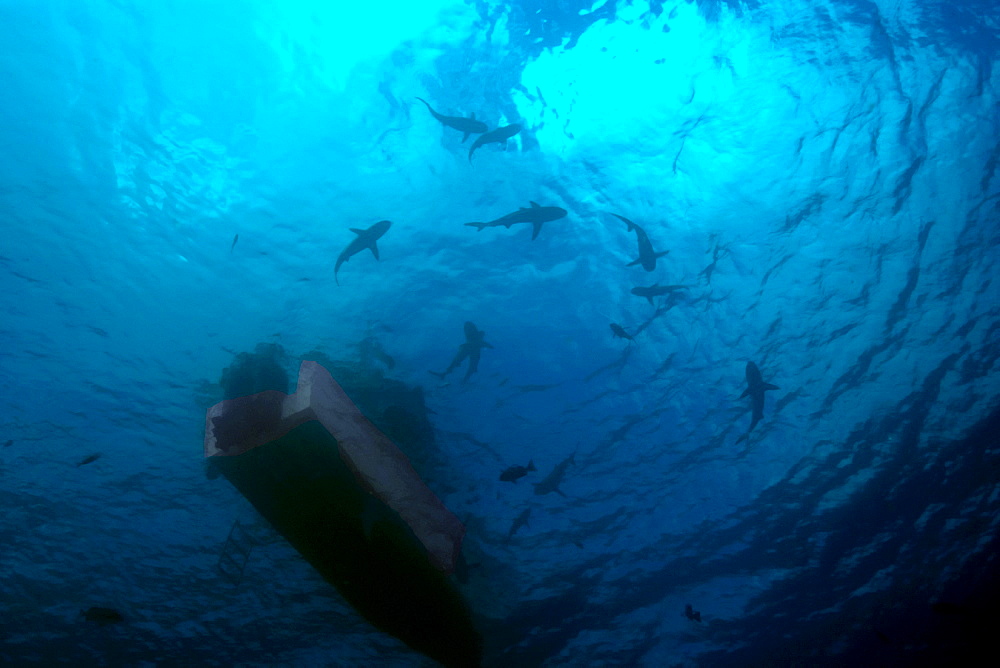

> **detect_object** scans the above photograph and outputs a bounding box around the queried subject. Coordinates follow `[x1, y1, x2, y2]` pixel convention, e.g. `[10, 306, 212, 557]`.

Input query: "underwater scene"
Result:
[2, 0, 999, 666]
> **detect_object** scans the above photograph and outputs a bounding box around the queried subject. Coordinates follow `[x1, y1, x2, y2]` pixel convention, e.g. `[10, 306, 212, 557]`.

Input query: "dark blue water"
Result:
[1, 1, 998, 666]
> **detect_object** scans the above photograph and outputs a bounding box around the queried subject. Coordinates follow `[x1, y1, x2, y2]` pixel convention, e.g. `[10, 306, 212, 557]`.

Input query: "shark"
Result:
[611, 213, 669, 271]
[534, 451, 575, 497]
[465, 201, 567, 240]
[500, 460, 536, 482]
[506, 507, 531, 542]
[736, 361, 779, 443]
[630, 283, 690, 305]
[468, 123, 522, 162]
[609, 323, 634, 341]
[334, 220, 392, 286]
[429, 321, 493, 382]
[415, 97, 487, 142]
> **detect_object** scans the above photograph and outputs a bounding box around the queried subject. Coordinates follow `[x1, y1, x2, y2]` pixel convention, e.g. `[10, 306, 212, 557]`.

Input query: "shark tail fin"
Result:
[528, 460, 536, 472]
[349, 228, 365, 235]
[763, 383, 780, 391]
[465, 222, 487, 231]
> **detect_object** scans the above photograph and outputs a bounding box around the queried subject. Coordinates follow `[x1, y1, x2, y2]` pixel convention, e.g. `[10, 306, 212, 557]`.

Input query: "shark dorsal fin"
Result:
[350, 228, 365, 235]
[530, 201, 540, 208]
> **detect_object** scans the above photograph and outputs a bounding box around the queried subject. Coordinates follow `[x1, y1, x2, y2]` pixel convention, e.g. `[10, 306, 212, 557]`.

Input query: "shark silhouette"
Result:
[630, 283, 689, 305]
[534, 451, 575, 496]
[429, 321, 493, 382]
[415, 97, 487, 142]
[736, 361, 779, 442]
[334, 220, 392, 286]
[506, 507, 531, 542]
[612, 213, 669, 271]
[610, 323, 634, 342]
[468, 124, 522, 162]
[465, 201, 567, 240]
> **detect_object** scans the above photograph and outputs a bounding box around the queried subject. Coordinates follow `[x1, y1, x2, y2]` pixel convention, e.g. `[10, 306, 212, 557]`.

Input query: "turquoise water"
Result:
[2, 1, 998, 665]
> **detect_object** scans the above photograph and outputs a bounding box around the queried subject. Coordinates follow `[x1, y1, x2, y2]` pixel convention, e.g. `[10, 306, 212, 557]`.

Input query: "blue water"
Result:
[2, 0, 998, 665]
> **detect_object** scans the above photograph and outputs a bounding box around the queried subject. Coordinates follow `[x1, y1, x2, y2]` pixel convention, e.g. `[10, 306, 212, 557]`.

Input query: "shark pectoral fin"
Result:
[555, 487, 567, 498]
[483, 342, 494, 349]
[646, 296, 654, 306]
[462, 131, 471, 142]
[739, 388, 750, 399]
[655, 250, 670, 258]
[531, 222, 543, 240]
[763, 383, 779, 391]
[530, 201, 540, 208]
[465, 222, 485, 231]
[370, 242, 380, 260]
[627, 258, 641, 267]
[349, 228, 365, 235]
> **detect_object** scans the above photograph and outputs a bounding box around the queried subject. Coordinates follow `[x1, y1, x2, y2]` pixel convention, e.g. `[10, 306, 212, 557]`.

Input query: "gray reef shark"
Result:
[468, 123, 522, 162]
[611, 213, 669, 271]
[334, 220, 392, 286]
[534, 451, 576, 497]
[465, 201, 567, 240]
[630, 283, 689, 305]
[500, 460, 536, 483]
[736, 361, 779, 443]
[610, 323, 634, 342]
[415, 97, 487, 142]
[429, 321, 493, 382]
[506, 507, 531, 542]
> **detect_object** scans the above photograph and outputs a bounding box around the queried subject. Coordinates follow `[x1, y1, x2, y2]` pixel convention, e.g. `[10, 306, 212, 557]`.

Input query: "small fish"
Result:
[3, 439, 12, 447]
[81, 607, 124, 624]
[76, 453, 101, 467]
[609, 323, 634, 341]
[684, 603, 701, 622]
[499, 460, 536, 483]
[230, 234, 239, 252]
